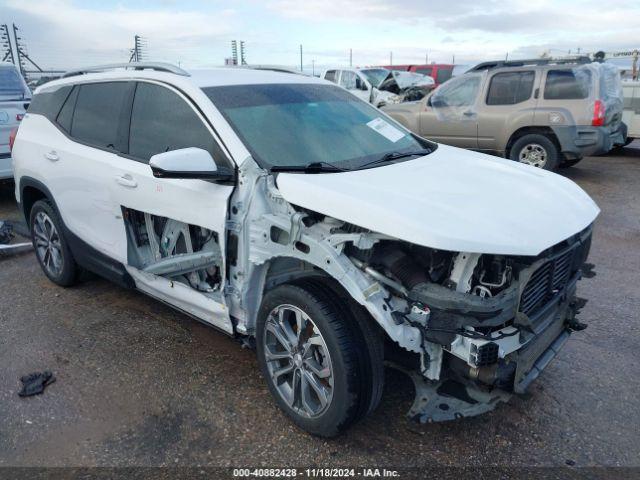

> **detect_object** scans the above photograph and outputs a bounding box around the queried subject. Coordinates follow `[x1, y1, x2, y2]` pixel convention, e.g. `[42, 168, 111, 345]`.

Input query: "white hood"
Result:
[276, 145, 599, 256]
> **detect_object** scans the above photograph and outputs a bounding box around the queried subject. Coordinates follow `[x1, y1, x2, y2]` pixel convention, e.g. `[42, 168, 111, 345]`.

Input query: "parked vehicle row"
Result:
[11, 63, 598, 436]
[383, 59, 626, 170]
[321, 67, 434, 107]
[379, 63, 457, 88]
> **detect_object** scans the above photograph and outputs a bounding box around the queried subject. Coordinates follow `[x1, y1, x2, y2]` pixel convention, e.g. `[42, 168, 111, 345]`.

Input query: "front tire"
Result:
[29, 199, 78, 287]
[256, 282, 375, 437]
[510, 134, 559, 170]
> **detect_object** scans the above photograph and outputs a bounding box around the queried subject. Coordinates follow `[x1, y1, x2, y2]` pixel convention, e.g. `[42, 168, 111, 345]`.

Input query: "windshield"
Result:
[359, 68, 389, 88]
[203, 83, 431, 171]
[0, 65, 31, 100]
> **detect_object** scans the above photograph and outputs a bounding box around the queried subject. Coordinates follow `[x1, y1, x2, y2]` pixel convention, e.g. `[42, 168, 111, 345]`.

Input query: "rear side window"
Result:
[56, 86, 78, 133]
[544, 69, 592, 100]
[71, 82, 130, 149]
[486, 71, 535, 105]
[128, 82, 222, 164]
[28, 85, 72, 120]
[324, 70, 338, 83]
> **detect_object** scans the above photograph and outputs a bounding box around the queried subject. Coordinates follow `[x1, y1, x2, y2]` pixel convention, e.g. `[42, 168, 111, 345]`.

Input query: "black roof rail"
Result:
[467, 56, 592, 72]
[62, 62, 190, 78]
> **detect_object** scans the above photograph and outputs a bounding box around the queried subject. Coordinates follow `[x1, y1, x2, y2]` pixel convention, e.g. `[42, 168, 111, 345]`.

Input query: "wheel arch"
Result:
[19, 176, 57, 223]
[505, 126, 562, 159]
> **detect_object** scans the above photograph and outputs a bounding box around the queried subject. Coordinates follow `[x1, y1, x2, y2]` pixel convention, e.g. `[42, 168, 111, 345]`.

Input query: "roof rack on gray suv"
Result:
[62, 62, 190, 78]
[468, 56, 592, 72]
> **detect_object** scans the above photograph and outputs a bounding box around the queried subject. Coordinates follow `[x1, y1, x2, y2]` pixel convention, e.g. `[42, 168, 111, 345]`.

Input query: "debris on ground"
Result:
[0, 220, 32, 257]
[18, 371, 56, 397]
[0, 220, 13, 244]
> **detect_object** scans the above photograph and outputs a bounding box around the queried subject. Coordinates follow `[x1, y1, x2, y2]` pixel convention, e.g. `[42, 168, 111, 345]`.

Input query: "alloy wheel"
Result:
[33, 211, 64, 278]
[263, 304, 334, 418]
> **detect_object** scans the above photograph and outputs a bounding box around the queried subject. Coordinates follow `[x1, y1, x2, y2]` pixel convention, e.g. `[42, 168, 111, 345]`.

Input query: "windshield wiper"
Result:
[357, 149, 432, 170]
[270, 161, 348, 173]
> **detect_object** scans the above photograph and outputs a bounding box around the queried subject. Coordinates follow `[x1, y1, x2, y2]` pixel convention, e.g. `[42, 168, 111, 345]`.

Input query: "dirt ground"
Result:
[0, 147, 639, 469]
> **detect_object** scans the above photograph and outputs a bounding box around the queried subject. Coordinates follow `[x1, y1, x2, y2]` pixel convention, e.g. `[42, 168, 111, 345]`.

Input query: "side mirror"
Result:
[356, 78, 368, 91]
[149, 147, 234, 182]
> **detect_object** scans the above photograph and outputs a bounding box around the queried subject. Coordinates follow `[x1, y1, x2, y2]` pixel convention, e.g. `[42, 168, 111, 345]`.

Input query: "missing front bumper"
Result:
[393, 325, 575, 423]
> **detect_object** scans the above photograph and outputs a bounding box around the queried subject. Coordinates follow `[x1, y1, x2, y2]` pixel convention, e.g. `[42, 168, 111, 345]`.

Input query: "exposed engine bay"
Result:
[224, 159, 595, 423]
[325, 220, 591, 421]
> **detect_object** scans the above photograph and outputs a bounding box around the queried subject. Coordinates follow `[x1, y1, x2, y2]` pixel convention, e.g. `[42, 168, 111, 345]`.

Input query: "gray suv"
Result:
[382, 59, 625, 170]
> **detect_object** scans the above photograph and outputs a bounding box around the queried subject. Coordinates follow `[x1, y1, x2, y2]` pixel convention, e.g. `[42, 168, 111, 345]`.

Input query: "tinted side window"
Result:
[544, 69, 592, 100]
[71, 82, 130, 149]
[28, 85, 72, 120]
[128, 82, 220, 164]
[56, 86, 78, 133]
[486, 71, 535, 105]
[324, 70, 338, 83]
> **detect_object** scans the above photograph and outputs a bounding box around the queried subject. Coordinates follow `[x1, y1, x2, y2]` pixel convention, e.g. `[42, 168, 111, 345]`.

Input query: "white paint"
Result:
[276, 144, 600, 256]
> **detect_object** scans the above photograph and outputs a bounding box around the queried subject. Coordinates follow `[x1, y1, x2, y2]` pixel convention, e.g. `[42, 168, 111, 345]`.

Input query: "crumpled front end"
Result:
[344, 224, 594, 422]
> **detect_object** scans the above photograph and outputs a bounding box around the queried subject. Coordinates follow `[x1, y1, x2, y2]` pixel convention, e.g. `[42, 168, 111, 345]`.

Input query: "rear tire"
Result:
[29, 199, 78, 287]
[256, 282, 377, 437]
[509, 134, 559, 171]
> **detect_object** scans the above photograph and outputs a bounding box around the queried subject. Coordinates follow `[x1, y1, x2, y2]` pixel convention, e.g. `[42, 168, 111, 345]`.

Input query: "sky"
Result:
[1, 0, 638, 73]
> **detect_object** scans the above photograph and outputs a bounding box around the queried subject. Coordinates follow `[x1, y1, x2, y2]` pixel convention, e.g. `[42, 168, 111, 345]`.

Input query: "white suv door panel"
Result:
[108, 81, 234, 332]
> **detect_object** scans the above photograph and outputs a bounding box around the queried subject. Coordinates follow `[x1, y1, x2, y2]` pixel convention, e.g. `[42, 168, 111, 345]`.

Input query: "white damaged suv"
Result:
[12, 63, 599, 437]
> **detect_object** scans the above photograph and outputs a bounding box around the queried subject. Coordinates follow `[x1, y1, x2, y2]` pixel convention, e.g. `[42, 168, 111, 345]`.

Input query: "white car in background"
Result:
[0, 62, 31, 181]
[321, 67, 434, 107]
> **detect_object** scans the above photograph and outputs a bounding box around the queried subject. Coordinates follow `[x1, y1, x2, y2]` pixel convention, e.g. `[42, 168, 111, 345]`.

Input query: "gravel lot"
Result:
[0, 147, 639, 469]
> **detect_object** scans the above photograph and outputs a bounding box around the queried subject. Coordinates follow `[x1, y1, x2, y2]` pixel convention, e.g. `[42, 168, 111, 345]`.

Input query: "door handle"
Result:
[463, 110, 476, 117]
[115, 174, 138, 188]
[44, 150, 59, 162]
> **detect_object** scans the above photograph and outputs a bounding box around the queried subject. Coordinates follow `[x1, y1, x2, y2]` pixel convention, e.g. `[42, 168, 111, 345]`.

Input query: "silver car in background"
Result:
[0, 62, 31, 181]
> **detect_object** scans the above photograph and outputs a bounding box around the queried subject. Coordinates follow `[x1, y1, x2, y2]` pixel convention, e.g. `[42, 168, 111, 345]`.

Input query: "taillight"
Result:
[9, 127, 18, 152]
[16, 113, 24, 122]
[592, 100, 605, 127]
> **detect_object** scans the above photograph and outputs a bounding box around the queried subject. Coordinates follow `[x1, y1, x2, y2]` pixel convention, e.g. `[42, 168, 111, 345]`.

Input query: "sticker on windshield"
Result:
[366, 117, 405, 143]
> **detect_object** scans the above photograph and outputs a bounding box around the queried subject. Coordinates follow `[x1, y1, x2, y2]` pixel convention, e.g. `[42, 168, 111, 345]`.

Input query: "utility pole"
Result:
[312, 59, 315, 76]
[505, 52, 509, 61]
[452, 54, 455, 64]
[389, 51, 392, 65]
[425, 51, 428, 64]
[240, 41, 247, 65]
[231, 40, 238, 65]
[13, 24, 43, 80]
[299, 44, 303, 72]
[1, 24, 15, 64]
[129, 35, 146, 63]
[349, 48, 352, 67]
